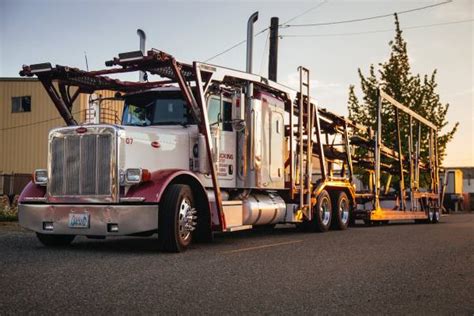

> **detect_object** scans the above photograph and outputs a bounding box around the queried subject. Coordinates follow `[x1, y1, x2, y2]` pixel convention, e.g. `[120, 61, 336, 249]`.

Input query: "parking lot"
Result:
[0, 214, 473, 314]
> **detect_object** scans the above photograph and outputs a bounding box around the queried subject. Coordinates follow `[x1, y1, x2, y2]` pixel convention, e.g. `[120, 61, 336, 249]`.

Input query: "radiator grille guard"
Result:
[47, 126, 118, 203]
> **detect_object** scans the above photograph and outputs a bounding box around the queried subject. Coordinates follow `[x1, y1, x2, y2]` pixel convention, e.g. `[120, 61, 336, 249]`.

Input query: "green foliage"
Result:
[348, 14, 458, 185]
[0, 200, 18, 222]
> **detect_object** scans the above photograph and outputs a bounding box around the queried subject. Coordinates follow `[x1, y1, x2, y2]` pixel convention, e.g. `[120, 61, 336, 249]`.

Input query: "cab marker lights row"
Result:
[33, 169, 48, 186]
[29, 62, 53, 74]
[118, 51, 144, 63]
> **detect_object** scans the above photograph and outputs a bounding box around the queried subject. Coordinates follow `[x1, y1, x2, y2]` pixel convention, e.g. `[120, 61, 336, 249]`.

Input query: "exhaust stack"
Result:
[246, 11, 259, 76]
[137, 29, 146, 82]
[242, 12, 259, 188]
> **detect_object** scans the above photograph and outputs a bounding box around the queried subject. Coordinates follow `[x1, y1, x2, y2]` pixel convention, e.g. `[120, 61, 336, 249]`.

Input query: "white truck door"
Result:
[206, 96, 236, 188]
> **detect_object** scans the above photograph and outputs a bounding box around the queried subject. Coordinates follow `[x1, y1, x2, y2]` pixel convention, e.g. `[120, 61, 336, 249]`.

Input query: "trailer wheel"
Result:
[310, 190, 332, 232]
[36, 233, 75, 247]
[432, 207, 440, 224]
[331, 191, 350, 230]
[158, 184, 196, 253]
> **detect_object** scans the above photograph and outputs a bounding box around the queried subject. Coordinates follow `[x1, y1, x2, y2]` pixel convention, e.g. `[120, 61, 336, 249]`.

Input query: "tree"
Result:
[347, 13, 458, 188]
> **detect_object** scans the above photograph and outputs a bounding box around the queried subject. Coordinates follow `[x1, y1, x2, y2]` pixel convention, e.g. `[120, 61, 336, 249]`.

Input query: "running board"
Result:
[225, 225, 253, 232]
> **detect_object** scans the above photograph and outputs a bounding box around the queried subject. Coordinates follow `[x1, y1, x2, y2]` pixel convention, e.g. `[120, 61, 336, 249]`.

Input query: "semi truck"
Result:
[17, 46, 442, 252]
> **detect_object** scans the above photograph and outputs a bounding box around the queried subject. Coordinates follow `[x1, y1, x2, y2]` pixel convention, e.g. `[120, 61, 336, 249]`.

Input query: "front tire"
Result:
[331, 191, 350, 230]
[36, 233, 75, 247]
[158, 184, 196, 253]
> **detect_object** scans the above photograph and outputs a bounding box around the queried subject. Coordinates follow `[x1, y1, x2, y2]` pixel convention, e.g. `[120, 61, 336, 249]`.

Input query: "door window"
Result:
[208, 97, 220, 126]
[207, 96, 233, 131]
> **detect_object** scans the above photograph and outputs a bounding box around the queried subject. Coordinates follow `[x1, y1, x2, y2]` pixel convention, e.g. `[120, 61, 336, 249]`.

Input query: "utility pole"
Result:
[268, 17, 279, 82]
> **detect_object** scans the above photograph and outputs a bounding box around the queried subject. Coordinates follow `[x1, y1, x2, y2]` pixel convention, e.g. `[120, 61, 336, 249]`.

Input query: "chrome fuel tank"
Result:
[242, 193, 286, 226]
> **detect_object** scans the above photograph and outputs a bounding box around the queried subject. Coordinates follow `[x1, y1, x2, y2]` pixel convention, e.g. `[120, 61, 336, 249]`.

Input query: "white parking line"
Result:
[223, 240, 303, 254]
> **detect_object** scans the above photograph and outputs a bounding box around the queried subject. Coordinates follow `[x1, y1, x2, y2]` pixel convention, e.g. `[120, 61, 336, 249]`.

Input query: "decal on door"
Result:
[218, 153, 234, 177]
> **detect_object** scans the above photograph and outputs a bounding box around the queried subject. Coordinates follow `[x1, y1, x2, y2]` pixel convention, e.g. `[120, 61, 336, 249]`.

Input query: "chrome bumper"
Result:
[19, 203, 158, 236]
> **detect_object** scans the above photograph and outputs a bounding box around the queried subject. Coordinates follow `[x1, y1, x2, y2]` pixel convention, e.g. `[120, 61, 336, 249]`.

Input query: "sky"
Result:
[1, 0, 473, 166]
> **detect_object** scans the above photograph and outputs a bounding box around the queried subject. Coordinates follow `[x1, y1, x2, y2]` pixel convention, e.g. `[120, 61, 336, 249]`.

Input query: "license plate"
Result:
[68, 213, 90, 228]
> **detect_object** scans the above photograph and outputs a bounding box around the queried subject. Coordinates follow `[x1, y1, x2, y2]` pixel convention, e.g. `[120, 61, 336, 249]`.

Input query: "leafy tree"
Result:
[348, 13, 458, 189]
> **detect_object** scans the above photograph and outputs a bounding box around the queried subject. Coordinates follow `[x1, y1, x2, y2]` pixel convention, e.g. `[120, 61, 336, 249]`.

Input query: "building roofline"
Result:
[0, 77, 39, 82]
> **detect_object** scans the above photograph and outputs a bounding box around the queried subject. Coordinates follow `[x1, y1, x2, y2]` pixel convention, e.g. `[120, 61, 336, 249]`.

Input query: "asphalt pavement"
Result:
[0, 214, 473, 315]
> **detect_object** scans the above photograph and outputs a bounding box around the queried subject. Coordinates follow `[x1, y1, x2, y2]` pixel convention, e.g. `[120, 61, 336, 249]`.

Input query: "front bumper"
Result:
[19, 203, 158, 236]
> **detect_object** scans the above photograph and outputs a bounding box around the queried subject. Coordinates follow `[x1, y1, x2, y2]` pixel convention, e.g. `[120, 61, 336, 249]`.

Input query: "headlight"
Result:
[123, 168, 151, 185]
[125, 168, 142, 184]
[33, 169, 48, 185]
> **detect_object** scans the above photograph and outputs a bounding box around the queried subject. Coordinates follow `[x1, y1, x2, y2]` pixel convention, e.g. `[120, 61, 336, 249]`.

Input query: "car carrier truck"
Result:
[18, 40, 442, 253]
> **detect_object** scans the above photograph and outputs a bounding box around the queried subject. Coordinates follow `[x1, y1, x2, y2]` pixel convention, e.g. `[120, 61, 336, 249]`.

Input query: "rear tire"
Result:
[36, 233, 75, 247]
[432, 207, 440, 224]
[309, 190, 332, 232]
[158, 184, 196, 253]
[331, 191, 350, 230]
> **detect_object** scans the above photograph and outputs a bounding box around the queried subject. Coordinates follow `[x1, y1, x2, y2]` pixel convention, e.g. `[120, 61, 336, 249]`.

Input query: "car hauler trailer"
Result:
[18, 48, 441, 252]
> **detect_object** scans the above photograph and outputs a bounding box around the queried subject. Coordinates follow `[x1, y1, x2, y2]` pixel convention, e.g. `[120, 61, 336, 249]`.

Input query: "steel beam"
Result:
[380, 90, 437, 130]
[193, 62, 225, 230]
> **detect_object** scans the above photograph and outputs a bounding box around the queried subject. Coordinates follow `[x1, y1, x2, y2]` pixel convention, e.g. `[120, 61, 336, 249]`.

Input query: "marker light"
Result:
[33, 169, 48, 185]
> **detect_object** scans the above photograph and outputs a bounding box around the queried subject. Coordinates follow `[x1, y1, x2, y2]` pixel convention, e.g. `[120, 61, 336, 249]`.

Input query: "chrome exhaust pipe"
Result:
[137, 29, 146, 82]
[244, 12, 258, 187]
[246, 11, 259, 76]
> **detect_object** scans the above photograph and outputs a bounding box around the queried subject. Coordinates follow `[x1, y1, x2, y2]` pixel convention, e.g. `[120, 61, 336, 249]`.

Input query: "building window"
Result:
[12, 96, 31, 113]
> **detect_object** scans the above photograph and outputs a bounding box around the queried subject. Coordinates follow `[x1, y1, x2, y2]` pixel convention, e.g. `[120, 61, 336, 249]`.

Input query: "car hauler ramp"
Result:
[351, 88, 441, 224]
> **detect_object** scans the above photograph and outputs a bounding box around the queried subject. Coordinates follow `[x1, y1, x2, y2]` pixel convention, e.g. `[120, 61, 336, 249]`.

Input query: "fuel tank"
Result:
[242, 193, 286, 226]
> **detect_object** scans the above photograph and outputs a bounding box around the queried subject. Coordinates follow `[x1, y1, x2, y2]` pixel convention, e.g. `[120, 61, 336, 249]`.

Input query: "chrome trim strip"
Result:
[120, 197, 146, 202]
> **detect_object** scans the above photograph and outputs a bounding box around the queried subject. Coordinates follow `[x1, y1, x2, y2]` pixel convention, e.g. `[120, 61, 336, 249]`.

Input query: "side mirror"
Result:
[232, 119, 246, 132]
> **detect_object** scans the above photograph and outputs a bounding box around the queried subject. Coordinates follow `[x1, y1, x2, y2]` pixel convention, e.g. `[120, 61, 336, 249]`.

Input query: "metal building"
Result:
[0, 78, 123, 196]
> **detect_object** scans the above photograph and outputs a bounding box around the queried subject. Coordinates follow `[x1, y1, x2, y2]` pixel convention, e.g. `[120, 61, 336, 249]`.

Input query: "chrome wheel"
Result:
[340, 198, 349, 225]
[320, 196, 331, 226]
[178, 197, 197, 243]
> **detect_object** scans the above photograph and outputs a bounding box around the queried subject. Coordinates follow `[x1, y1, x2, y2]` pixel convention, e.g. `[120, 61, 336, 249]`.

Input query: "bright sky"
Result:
[1, 0, 472, 166]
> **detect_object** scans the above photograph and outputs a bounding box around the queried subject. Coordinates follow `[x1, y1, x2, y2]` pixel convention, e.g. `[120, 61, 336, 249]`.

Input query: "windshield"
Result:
[122, 91, 195, 126]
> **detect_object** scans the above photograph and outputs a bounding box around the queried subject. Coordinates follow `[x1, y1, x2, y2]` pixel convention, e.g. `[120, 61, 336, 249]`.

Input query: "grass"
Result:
[0, 196, 18, 221]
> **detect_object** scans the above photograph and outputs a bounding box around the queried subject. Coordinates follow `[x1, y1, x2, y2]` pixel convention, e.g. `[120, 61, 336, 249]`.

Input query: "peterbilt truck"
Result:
[18, 48, 442, 252]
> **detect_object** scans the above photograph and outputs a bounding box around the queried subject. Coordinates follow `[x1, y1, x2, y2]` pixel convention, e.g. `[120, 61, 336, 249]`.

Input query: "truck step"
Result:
[225, 225, 253, 232]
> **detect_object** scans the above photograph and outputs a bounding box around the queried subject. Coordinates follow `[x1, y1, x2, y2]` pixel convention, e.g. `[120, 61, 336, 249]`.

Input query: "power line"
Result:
[0, 100, 120, 131]
[280, 0, 329, 26]
[280, 19, 474, 38]
[0, 111, 82, 131]
[204, 0, 329, 62]
[204, 28, 268, 63]
[283, 0, 452, 28]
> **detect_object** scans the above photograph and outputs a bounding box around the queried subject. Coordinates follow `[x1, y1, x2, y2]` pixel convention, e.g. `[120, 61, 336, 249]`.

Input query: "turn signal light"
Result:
[141, 169, 151, 182]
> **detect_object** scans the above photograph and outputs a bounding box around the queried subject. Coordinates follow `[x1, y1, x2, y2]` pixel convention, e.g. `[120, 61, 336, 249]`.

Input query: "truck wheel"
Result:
[311, 190, 332, 232]
[36, 233, 75, 247]
[158, 184, 196, 252]
[331, 191, 350, 230]
[432, 207, 440, 224]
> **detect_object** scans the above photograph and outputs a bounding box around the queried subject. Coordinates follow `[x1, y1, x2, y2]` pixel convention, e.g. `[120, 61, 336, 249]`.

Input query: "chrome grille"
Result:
[49, 128, 115, 199]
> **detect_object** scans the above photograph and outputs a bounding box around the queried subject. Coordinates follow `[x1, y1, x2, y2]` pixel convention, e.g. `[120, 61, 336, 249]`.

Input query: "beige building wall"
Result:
[0, 78, 123, 174]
